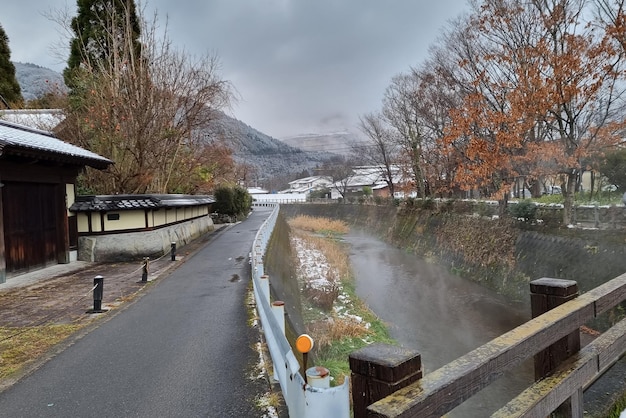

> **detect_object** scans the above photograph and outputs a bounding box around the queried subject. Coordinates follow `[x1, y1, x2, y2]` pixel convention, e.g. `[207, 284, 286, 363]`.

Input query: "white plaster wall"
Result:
[77, 216, 214, 262]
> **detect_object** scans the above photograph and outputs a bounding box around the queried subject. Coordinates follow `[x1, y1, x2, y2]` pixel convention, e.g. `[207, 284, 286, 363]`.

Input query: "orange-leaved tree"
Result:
[442, 0, 626, 223]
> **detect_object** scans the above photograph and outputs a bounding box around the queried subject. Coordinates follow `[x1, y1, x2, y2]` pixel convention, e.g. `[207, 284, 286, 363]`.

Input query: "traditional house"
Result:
[0, 120, 112, 283]
[69, 194, 215, 262]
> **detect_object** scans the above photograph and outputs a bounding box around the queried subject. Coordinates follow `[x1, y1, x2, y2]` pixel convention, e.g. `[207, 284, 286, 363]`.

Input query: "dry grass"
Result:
[307, 316, 371, 352]
[288, 215, 349, 235]
[0, 324, 81, 379]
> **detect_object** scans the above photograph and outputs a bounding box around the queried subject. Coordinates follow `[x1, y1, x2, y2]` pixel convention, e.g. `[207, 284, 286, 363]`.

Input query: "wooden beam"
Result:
[366, 274, 626, 418]
[492, 317, 626, 418]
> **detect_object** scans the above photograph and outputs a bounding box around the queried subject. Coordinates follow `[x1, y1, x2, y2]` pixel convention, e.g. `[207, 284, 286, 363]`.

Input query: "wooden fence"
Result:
[350, 273, 626, 417]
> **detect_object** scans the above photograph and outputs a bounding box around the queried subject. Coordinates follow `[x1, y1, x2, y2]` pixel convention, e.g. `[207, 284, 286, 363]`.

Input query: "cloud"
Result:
[2, 0, 468, 138]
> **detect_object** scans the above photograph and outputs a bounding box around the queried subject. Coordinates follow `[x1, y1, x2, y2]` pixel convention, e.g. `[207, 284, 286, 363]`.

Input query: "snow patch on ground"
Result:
[292, 236, 371, 330]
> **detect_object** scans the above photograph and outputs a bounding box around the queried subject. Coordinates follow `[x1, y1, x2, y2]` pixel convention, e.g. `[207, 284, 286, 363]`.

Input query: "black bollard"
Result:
[171, 242, 176, 261]
[87, 275, 106, 313]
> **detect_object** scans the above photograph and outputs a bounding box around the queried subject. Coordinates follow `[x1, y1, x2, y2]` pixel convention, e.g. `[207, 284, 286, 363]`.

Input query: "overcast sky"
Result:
[2, 0, 468, 139]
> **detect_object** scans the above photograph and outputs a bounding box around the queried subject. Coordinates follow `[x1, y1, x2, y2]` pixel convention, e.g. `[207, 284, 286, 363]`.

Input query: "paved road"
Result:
[0, 207, 274, 418]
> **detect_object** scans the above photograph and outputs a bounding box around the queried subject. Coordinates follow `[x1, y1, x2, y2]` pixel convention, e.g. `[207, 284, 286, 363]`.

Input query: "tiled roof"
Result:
[0, 119, 112, 168]
[0, 109, 65, 131]
[70, 194, 215, 212]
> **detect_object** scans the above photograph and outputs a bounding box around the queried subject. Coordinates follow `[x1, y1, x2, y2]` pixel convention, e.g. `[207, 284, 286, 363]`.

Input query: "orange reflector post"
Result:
[295, 334, 314, 353]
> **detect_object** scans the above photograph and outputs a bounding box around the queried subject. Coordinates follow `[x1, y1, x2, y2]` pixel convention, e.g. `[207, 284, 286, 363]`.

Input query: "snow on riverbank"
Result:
[291, 236, 370, 330]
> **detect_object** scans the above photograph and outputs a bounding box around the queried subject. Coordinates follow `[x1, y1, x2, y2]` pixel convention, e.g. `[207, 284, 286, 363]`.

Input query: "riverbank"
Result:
[279, 203, 626, 303]
[276, 203, 626, 417]
[277, 215, 394, 383]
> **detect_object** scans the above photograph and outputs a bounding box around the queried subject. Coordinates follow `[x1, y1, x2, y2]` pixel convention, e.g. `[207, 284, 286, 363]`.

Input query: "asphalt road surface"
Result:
[0, 207, 274, 418]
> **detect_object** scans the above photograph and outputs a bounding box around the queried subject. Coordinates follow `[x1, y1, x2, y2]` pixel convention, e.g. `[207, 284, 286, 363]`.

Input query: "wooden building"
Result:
[0, 120, 112, 283]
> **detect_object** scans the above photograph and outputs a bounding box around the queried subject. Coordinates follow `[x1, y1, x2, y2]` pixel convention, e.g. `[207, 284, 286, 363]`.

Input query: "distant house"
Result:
[0, 120, 112, 283]
[282, 176, 332, 195]
[331, 166, 404, 199]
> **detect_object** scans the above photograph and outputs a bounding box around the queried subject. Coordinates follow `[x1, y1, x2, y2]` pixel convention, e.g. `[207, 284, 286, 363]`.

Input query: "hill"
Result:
[280, 131, 365, 157]
[13, 62, 67, 101]
[12, 61, 335, 182]
[201, 111, 336, 180]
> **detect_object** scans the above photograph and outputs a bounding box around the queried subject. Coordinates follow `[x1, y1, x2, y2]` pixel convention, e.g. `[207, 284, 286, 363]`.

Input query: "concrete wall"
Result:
[78, 216, 214, 262]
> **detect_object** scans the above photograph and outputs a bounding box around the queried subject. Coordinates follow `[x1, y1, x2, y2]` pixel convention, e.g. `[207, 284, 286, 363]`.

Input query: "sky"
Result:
[2, 0, 469, 139]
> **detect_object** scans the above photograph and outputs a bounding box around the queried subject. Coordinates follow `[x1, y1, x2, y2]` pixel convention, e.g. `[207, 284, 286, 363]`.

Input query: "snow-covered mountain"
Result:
[201, 111, 336, 179]
[13, 62, 67, 101]
[280, 131, 365, 157]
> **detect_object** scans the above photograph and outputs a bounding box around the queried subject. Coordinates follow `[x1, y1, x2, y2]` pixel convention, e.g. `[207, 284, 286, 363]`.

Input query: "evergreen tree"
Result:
[0, 23, 23, 108]
[64, 0, 142, 89]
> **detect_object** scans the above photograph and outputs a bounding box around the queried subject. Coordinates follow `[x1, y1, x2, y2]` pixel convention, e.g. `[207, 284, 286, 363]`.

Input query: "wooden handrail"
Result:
[365, 272, 626, 418]
[492, 316, 626, 417]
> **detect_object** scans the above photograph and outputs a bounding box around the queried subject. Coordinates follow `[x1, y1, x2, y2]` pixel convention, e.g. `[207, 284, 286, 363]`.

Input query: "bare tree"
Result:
[55, 3, 235, 194]
[316, 156, 358, 201]
[356, 112, 400, 197]
[382, 73, 430, 199]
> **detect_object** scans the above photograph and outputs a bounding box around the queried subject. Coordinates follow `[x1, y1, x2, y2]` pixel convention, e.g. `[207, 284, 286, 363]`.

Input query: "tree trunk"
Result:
[498, 191, 509, 217]
[561, 171, 577, 225]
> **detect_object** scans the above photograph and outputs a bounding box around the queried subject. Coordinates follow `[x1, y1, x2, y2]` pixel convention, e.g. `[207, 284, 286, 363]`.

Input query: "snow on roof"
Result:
[288, 175, 332, 185]
[247, 187, 269, 194]
[0, 119, 111, 167]
[0, 109, 65, 131]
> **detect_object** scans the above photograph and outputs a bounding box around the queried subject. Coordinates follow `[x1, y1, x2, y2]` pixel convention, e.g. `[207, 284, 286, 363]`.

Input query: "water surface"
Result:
[346, 229, 534, 416]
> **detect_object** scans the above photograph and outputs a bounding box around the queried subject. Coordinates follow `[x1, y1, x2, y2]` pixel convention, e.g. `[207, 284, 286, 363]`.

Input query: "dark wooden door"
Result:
[2, 182, 60, 273]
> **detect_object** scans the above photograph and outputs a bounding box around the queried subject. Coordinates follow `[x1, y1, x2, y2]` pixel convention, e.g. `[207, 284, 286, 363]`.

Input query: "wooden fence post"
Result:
[349, 343, 422, 418]
[530, 277, 581, 416]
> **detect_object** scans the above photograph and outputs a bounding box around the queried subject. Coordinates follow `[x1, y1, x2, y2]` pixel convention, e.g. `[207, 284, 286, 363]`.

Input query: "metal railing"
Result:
[250, 204, 350, 417]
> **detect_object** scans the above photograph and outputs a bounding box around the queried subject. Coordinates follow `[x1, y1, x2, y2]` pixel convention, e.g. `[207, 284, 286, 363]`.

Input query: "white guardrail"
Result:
[250, 203, 350, 417]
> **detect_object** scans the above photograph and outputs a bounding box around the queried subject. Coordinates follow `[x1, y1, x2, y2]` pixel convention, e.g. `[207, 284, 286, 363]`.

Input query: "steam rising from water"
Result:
[345, 229, 533, 417]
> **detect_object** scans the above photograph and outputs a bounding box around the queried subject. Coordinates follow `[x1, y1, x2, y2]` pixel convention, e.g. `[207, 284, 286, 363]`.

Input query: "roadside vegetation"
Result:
[517, 190, 624, 207]
[212, 184, 253, 222]
[286, 215, 395, 384]
[606, 394, 626, 418]
[0, 324, 81, 381]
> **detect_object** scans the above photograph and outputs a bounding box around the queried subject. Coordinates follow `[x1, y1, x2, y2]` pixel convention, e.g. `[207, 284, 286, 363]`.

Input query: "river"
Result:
[345, 229, 534, 417]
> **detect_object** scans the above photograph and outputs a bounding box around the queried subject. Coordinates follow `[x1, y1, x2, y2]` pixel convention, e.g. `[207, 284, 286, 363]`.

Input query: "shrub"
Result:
[476, 201, 490, 217]
[420, 198, 436, 210]
[509, 200, 537, 222]
[213, 184, 251, 220]
[213, 185, 235, 215]
[310, 187, 331, 199]
[232, 185, 252, 217]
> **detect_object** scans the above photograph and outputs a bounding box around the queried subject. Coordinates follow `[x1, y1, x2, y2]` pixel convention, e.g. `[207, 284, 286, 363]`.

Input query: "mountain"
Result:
[12, 62, 335, 182]
[13, 62, 67, 101]
[203, 111, 336, 180]
[280, 131, 365, 157]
